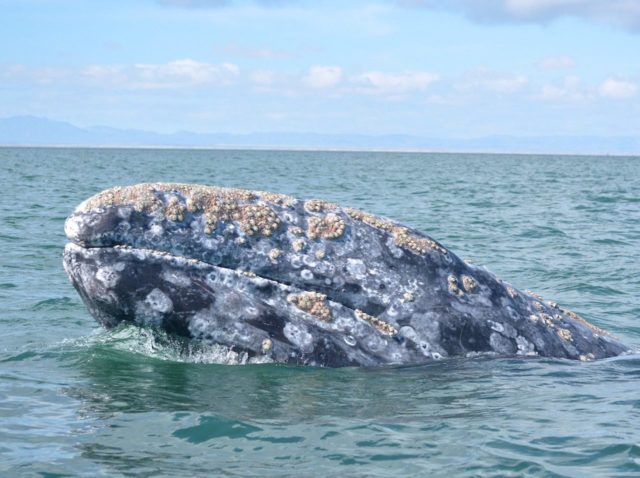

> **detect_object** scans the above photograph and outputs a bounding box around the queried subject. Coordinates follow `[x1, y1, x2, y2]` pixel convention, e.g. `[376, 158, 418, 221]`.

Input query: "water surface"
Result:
[1, 148, 639, 476]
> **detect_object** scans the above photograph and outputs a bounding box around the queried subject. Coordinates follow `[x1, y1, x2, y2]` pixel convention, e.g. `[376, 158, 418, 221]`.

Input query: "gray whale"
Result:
[63, 183, 628, 366]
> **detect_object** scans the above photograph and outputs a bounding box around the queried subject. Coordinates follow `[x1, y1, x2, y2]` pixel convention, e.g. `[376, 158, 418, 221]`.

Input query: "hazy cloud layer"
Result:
[537, 76, 587, 101]
[304, 66, 343, 88]
[403, 0, 640, 30]
[459, 68, 528, 94]
[81, 60, 240, 89]
[536, 55, 576, 70]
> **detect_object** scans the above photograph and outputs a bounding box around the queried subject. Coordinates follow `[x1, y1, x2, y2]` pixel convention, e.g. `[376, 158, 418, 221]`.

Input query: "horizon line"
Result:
[1, 143, 638, 158]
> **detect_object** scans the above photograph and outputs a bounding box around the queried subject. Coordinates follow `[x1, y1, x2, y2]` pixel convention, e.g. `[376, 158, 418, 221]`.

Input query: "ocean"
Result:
[1, 147, 639, 477]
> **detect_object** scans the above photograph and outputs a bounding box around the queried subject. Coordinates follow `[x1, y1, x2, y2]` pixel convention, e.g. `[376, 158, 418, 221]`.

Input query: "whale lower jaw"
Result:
[62, 242, 423, 367]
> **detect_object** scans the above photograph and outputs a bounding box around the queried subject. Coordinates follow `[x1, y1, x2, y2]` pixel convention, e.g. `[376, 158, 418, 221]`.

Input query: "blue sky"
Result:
[1, 0, 639, 138]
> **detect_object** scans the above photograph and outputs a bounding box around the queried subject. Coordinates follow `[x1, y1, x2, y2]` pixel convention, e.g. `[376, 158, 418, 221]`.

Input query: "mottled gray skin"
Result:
[63, 183, 628, 366]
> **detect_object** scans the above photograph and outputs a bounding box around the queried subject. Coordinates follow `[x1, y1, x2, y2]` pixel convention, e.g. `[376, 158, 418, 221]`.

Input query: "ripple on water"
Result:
[1, 148, 640, 477]
[31, 297, 77, 311]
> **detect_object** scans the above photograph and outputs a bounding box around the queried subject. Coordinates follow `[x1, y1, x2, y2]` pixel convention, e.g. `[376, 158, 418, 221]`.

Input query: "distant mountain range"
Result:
[1, 115, 639, 155]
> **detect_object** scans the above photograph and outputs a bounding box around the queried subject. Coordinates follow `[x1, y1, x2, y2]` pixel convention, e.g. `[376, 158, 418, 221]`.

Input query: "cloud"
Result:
[303, 66, 343, 88]
[402, 0, 640, 31]
[599, 77, 638, 99]
[250, 69, 276, 85]
[537, 75, 586, 101]
[536, 55, 576, 70]
[82, 59, 239, 89]
[351, 71, 439, 94]
[459, 67, 528, 93]
[0, 65, 70, 85]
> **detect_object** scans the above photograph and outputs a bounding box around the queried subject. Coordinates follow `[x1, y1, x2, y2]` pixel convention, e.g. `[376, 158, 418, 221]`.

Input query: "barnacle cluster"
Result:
[525, 289, 544, 301]
[447, 275, 464, 297]
[394, 227, 446, 255]
[287, 292, 332, 321]
[261, 338, 273, 352]
[461, 275, 478, 292]
[403, 291, 415, 302]
[164, 196, 186, 222]
[346, 208, 446, 256]
[354, 309, 397, 336]
[529, 313, 556, 328]
[260, 191, 296, 207]
[557, 328, 573, 342]
[561, 307, 608, 336]
[288, 226, 305, 236]
[307, 214, 346, 240]
[292, 239, 305, 252]
[240, 204, 280, 236]
[268, 248, 282, 261]
[79, 183, 287, 237]
[80, 184, 165, 214]
[305, 199, 338, 213]
[345, 208, 395, 232]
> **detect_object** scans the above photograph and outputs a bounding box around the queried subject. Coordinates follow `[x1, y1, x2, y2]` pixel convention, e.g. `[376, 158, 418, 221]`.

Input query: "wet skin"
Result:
[63, 183, 629, 366]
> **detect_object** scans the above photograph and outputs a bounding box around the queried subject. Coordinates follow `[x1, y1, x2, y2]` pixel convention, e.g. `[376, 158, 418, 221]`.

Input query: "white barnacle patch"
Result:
[161, 269, 192, 287]
[144, 288, 173, 313]
[261, 338, 273, 353]
[64, 215, 82, 241]
[346, 258, 367, 280]
[188, 308, 214, 337]
[95, 266, 120, 289]
[300, 269, 314, 280]
[385, 237, 404, 259]
[487, 320, 504, 334]
[150, 224, 164, 236]
[399, 325, 418, 341]
[283, 323, 314, 353]
[489, 332, 513, 353]
[364, 334, 387, 352]
[244, 306, 260, 319]
[403, 292, 415, 302]
[515, 336, 537, 356]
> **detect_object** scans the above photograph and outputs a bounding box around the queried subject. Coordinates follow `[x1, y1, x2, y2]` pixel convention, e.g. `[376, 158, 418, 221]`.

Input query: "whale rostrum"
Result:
[63, 183, 629, 366]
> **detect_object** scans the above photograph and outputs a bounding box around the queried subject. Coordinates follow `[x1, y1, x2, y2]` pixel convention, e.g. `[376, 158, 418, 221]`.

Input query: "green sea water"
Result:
[1, 147, 639, 477]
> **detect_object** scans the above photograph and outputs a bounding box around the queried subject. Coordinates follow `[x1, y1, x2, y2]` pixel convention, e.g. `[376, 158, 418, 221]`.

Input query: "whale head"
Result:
[63, 183, 429, 366]
[64, 183, 629, 366]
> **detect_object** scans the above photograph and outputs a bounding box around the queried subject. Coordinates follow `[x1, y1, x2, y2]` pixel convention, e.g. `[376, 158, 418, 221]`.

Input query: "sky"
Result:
[1, 0, 639, 138]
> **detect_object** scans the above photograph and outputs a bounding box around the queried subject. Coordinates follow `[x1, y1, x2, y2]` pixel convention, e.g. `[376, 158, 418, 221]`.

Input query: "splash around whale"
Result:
[63, 183, 628, 366]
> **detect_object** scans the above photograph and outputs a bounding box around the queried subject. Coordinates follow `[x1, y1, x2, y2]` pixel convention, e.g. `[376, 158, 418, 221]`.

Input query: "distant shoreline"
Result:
[1, 143, 638, 158]
[1, 117, 639, 157]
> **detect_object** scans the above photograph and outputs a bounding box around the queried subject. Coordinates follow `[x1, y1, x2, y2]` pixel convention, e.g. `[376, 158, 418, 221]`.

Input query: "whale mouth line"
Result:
[66, 241, 294, 287]
[64, 241, 348, 312]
